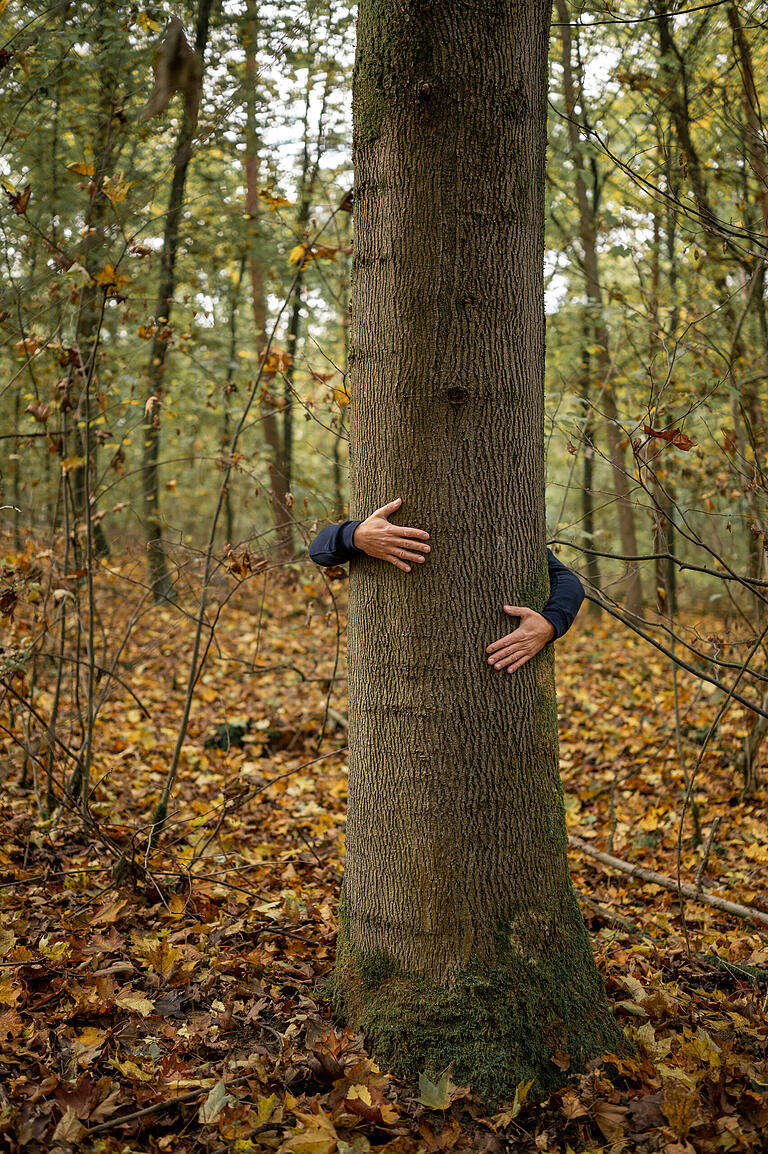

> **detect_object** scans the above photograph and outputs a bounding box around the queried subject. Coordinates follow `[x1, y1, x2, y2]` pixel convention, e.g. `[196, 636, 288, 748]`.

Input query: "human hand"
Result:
[352, 497, 431, 573]
[486, 605, 555, 673]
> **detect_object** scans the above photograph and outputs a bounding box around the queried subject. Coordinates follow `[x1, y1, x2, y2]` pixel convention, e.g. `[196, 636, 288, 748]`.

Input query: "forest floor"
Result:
[1, 551, 767, 1153]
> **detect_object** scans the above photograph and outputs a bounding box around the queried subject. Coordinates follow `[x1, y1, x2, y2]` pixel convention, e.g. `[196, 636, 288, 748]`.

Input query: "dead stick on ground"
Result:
[569, 835, 768, 928]
[87, 1075, 253, 1135]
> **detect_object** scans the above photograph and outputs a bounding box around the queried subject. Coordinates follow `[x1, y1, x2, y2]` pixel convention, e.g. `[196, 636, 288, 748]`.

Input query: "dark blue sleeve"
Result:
[308, 520, 364, 566]
[541, 548, 585, 640]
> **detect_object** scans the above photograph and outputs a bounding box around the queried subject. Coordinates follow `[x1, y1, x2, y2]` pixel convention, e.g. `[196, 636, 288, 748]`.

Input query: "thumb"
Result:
[374, 496, 402, 519]
[503, 605, 532, 617]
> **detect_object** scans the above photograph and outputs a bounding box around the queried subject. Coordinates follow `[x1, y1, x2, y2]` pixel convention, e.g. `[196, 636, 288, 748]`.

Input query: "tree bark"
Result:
[243, 1, 294, 560]
[141, 1, 212, 601]
[332, 0, 624, 1097]
[555, 0, 643, 615]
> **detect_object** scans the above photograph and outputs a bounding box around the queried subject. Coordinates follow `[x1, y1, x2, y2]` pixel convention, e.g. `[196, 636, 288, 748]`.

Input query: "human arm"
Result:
[485, 549, 585, 673]
[540, 549, 586, 640]
[307, 520, 364, 567]
[308, 498, 430, 573]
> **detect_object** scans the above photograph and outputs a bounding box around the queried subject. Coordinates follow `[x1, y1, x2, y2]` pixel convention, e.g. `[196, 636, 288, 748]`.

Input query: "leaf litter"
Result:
[0, 564, 766, 1152]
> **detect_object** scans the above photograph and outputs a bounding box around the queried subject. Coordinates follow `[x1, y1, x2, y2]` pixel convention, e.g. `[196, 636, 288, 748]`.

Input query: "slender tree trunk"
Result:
[556, 0, 643, 615]
[332, 0, 624, 1097]
[222, 257, 245, 547]
[578, 342, 601, 609]
[141, 1, 212, 600]
[243, 1, 294, 559]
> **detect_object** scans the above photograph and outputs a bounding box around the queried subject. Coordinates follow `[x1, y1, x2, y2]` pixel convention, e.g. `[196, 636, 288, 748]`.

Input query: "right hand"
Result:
[352, 497, 431, 572]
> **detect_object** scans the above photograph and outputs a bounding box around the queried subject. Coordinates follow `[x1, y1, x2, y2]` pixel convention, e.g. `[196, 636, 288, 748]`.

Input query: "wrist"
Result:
[352, 522, 368, 553]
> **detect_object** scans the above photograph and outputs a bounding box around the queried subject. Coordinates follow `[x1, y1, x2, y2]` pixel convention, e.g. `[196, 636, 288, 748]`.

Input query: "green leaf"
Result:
[415, 1067, 458, 1110]
[198, 1079, 232, 1124]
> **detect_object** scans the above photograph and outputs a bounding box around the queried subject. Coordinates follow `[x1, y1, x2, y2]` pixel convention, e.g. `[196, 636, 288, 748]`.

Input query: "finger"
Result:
[374, 497, 402, 518]
[488, 644, 525, 662]
[387, 556, 411, 573]
[388, 548, 426, 564]
[490, 647, 529, 668]
[507, 655, 533, 673]
[503, 605, 532, 617]
[392, 538, 430, 553]
[491, 651, 524, 670]
[398, 526, 430, 541]
[486, 635, 516, 654]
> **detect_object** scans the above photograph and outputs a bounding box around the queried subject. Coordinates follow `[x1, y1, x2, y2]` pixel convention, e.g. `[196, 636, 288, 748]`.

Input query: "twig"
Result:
[569, 835, 768, 927]
[86, 1074, 253, 1135]
[694, 817, 722, 891]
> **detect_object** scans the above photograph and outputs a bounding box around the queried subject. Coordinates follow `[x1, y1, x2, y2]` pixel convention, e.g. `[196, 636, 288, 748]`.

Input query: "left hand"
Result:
[486, 605, 555, 673]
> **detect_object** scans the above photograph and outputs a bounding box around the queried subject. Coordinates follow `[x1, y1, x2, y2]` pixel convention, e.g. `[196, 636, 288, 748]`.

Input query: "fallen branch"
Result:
[569, 835, 768, 928]
[86, 1074, 253, 1135]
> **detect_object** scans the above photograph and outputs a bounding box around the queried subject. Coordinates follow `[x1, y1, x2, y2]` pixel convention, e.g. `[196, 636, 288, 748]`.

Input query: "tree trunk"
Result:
[243, 0, 294, 560]
[332, 0, 623, 1097]
[555, 0, 643, 615]
[141, 1, 212, 601]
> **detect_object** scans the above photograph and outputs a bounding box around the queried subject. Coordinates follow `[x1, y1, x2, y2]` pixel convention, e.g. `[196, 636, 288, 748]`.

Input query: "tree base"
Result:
[330, 906, 628, 1102]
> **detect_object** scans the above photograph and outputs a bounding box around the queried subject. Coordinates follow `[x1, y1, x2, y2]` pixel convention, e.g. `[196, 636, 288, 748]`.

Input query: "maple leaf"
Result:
[415, 1067, 466, 1110]
[344, 1082, 399, 1124]
[261, 348, 293, 374]
[102, 173, 133, 204]
[282, 1107, 338, 1154]
[95, 263, 130, 296]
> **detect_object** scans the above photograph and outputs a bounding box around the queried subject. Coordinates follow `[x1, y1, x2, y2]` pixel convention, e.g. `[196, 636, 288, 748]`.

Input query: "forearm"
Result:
[542, 548, 585, 639]
[308, 520, 363, 566]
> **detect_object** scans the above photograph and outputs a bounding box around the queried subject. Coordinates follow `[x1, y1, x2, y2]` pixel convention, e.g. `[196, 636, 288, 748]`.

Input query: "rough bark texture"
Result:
[556, 0, 643, 616]
[141, 2, 211, 601]
[332, 0, 624, 1099]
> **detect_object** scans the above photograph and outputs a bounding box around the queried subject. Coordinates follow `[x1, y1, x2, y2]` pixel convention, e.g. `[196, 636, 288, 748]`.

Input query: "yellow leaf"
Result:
[282, 1108, 337, 1154]
[259, 188, 292, 210]
[289, 243, 309, 266]
[0, 978, 23, 1008]
[346, 1084, 372, 1105]
[254, 1093, 279, 1126]
[136, 12, 161, 32]
[114, 991, 155, 1017]
[67, 162, 95, 176]
[332, 383, 350, 408]
[95, 263, 130, 295]
[108, 1057, 156, 1081]
[60, 455, 85, 475]
[103, 173, 133, 204]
